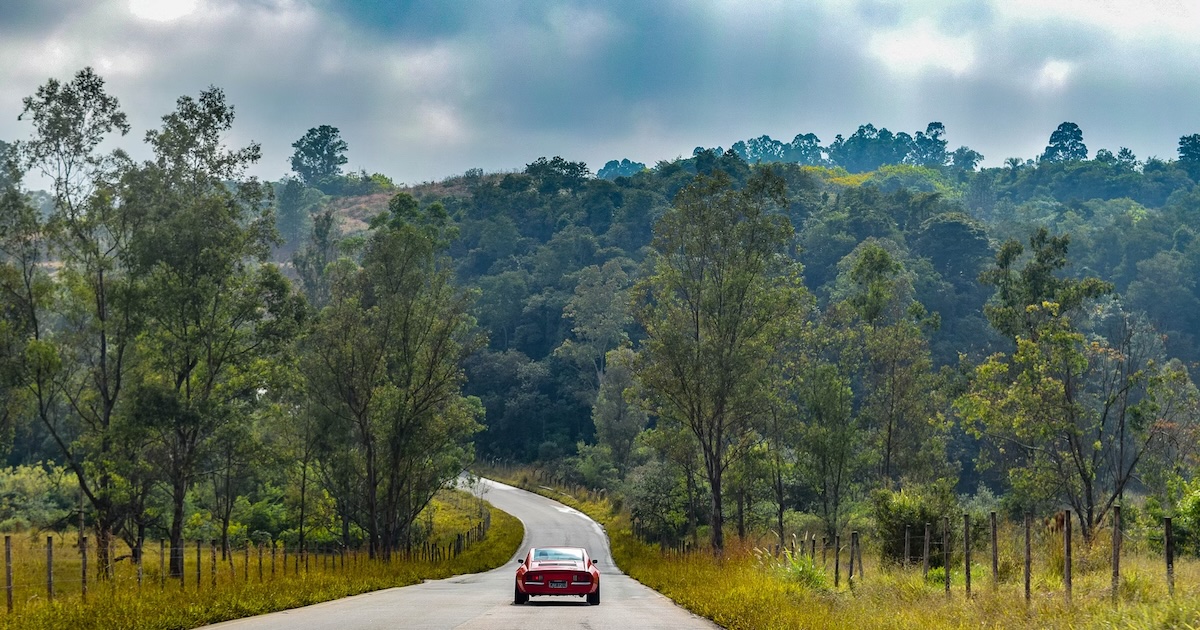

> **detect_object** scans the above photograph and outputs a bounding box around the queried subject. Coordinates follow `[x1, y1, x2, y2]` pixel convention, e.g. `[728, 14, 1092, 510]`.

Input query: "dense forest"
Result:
[3, 68, 1200, 572]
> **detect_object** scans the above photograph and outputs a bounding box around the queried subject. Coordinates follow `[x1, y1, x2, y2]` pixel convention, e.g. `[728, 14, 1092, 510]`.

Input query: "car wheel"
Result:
[514, 582, 528, 605]
[587, 585, 600, 606]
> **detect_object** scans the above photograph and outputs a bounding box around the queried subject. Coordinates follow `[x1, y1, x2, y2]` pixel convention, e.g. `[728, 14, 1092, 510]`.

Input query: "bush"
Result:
[0, 463, 77, 531]
[870, 480, 958, 567]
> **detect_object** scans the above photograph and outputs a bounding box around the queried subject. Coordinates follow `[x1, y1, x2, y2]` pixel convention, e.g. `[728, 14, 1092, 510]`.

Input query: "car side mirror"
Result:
[590, 559, 598, 565]
[517, 558, 525, 564]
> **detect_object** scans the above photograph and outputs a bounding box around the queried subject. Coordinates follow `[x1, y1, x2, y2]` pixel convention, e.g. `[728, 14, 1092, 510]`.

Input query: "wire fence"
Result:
[644, 507, 1192, 602]
[0, 514, 491, 615]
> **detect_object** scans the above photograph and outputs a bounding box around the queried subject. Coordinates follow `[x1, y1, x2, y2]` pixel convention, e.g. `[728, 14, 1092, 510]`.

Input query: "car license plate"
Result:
[550, 580, 567, 589]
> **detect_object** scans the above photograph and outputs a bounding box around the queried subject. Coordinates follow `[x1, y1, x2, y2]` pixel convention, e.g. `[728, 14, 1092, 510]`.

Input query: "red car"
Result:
[514, 546, 600, 605]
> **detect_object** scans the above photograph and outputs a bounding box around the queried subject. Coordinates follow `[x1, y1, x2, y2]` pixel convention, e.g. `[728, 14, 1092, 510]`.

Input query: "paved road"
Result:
[205, 478, 719, 629]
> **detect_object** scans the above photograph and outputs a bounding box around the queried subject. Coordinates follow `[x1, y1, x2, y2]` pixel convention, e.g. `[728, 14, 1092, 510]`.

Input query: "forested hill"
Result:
[5, 73, 1200, 559]
[301, 138, 1196, 472]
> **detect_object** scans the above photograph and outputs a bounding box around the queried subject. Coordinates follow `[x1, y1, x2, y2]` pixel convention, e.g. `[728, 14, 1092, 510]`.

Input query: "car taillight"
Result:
[526, 573, 540, 582]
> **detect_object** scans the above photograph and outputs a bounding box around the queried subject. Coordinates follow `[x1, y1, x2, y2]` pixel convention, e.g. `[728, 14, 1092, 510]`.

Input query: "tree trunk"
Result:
[365, 437, 379, 559]
[685, 464, 699, 547]
[169, 477, 186, 577]
[709, 463, 724, 553]
[298, 461, 308, 554]
[736, 488, 746, 540]
[773, 459, 785, 549]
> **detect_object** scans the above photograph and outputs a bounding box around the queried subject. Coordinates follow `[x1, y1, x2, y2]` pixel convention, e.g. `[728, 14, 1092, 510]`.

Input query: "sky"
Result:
[3, 0, 1200, 186]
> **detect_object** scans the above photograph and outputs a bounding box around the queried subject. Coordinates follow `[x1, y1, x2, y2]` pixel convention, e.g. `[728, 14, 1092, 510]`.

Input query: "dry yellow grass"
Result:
[0, 488, 523, 630]
[478, 464, 1200, 629]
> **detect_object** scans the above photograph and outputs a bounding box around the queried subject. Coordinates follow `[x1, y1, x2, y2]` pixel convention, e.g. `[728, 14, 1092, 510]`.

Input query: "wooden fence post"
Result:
[5, 536, 12, 613]
[964, 513, 971, 598]
[244, 541, 250, 581]
[904, 525, 910, 569]
[1112, 506, 1121, 604]
[271, 543, 277, 578]
[990, 511, 998, 590]
[160, 539, 166, 588]
[1165, 516, 1175, 597]
[848, 532, 856, 584]
[210, 540, 217, 589]
[922, 523, 930, 577]
[46, 535, 53, 603]
[1064, 510, 1072, 604]
[821, 537, 827, 568]
[137, 541, 143, 588]
[80, 535, 88, 603]
[942, 517, 950, 597]
[1024, 513, 1031, 605]
[834, 535, 840, 588]
[855, 531, 864, 582]
[258, 544, 264, 582]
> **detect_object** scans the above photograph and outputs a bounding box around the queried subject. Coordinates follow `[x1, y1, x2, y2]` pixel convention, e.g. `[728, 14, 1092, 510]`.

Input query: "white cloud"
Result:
[998, 0, 1200, 43]
[128, 0, 199, 23]
[1035, 59, 1073, 91]
[867, 19, 976, 76]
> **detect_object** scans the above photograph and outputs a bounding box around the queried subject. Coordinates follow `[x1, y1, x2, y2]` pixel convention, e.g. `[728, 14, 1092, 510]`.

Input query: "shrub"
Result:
[870, 479, 958, 566]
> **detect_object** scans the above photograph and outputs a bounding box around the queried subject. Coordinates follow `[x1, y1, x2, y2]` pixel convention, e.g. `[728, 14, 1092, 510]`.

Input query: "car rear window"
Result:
[534, 548, 583, 561]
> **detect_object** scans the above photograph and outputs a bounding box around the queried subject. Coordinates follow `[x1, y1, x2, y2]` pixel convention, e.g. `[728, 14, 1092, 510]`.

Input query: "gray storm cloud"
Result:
[1, 0, 1198, 186]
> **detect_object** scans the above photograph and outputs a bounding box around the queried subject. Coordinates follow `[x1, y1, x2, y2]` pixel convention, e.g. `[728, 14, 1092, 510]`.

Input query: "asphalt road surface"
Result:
[204, 478, 720, 630]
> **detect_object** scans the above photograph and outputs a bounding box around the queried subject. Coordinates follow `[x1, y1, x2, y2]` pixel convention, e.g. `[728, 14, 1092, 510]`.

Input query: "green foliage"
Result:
[0, 464, 77, 532]
[869, 481, 958, 565]
[290, 124, 348, 189]
[632, 167, 809, 550]
[757, 546, 828, 590]
[626, 459, 689, 545]
[1041, 122, 1088, 163]
[1169, 478, 1200, 556]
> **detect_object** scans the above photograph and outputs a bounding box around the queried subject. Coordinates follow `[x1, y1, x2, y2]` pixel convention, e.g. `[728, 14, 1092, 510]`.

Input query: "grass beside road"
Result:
[477, 465, 1200, 630]
[0, 489, 523, 630]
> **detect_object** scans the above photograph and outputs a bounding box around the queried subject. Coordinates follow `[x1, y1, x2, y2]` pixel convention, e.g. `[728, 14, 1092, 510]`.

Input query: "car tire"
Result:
[587, 585, 600, 606]
[514, 582, 528, 605]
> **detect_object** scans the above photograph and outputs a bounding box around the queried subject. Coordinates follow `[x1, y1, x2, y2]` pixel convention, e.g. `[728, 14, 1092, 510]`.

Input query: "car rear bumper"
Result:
[519, 581, 597, 596]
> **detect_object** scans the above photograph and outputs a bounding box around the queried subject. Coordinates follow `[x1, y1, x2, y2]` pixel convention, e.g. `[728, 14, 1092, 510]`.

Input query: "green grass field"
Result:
[0, 488, 523, 630]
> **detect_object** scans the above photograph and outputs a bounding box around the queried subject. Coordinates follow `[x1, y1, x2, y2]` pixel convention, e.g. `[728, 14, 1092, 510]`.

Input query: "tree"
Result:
[828, 124, 913, 173]
[731, 135, 788, 163]
[794, 338, 862, 539]
[275, 177, 321, 254]
[978, 227, 1111, 341]
[1178, 134, 1200, 180]
[840, 242, 942, 483]
[303, 193, 483, 558]
[524, 156, 590, 194]
[1041, 122, 1088, 163]
[290, 125, 348, 188]
[957, 302, 1191, 540]
[0, 167, 47, 454]
[910, 122, 948, 167]
[597, 159, 646, 180]
[949, 146, 984, 171]
[786, 133, 825, 166]
[15, 67, 139, 576]
[130, 87, 305, 577]
[591, 347, 648, 476]
[554, 259, 632, 399]
[632, 168, 808, 552]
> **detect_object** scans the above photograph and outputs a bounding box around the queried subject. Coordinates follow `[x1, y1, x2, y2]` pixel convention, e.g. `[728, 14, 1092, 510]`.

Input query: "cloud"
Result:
[1, 0, 1199, 187]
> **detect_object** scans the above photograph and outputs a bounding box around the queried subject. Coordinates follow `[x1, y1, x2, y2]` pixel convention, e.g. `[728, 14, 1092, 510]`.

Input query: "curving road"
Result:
[204, 478, 719, 629]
